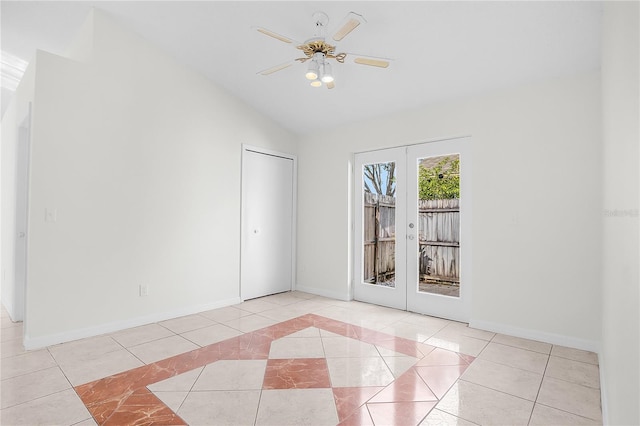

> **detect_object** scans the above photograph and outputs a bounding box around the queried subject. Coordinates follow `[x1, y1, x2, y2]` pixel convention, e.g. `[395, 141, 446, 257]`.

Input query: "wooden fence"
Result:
[363, 193, 459, 285]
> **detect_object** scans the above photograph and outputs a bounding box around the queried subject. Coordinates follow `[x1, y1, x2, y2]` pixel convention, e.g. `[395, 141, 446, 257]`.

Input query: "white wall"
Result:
[19, 10, 297, 348]
[298, 72, 602, 349]
[1, 59, 37, 321]
[600, 2, 639, 425]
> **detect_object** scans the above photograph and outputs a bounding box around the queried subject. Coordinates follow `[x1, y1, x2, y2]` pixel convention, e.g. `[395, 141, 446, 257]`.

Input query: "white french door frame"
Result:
[352, 137, 472, 322]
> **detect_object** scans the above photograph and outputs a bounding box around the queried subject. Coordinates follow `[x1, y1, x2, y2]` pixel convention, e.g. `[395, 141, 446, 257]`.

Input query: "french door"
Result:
[353, 138, 472, 322]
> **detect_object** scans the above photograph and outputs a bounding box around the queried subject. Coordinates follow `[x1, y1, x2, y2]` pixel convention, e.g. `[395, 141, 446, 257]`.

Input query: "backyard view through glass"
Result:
[417, 154, 461, 297]
[362, 161, 396, 288]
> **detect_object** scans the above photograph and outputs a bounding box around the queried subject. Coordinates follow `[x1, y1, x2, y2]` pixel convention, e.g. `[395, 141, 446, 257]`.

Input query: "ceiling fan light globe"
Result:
[305, 70, 318, 80]
[320, 61, 333, 83]
[310, 79, 322, 87]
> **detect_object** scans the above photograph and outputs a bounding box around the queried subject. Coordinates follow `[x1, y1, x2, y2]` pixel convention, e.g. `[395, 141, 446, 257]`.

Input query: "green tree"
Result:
[418, 157, 460, 200]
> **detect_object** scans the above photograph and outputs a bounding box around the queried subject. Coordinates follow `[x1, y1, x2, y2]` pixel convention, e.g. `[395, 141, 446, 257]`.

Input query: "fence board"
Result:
[363, 192, 460, 285]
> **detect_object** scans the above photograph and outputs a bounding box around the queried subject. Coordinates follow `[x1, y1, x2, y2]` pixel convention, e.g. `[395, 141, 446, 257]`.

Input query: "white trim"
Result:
[295, 284, 351, 302]
[240, 144, 297, 300]
[599, 356, 609, 425]
[470, 318, 601, 353]
[23, 296, 242, 350]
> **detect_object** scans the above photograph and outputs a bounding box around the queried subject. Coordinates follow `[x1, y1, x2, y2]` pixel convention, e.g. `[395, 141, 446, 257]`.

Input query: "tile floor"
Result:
[1, 291, 602, 425]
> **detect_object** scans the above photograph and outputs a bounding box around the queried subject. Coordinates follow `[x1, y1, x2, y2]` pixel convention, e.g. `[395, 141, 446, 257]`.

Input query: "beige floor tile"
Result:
[424, 335, 489, 357]
[461, 358, 543, 401]
[381, 321, 442, 342]
[262, 292, 308, 305]
[147, 367, 203, 392]
[110, 323, 175, 348]
[401, 313, 451, 329]
[478, 342, 549, 374]
[436, 322, 496, 341]
[127, 335, 199, 364]
[199, 306, 252, 322]
[437, 380, 534, 425]
[529, 403, 601, 425]
[48, 335, 122, 364]
[235, 298, 281, 313]
[255, 388, 339, 426]
[322, 336, 380, 358]
[1, 338, 29, 359]
[327, 357, 395, 387]
[285, 327, 321, 338]
[537, 376, 602, 421]
[57, 348, 144, 386]
[180, 323, 242, 347]
[1, 349, 57, 380]
[259, 308, 309, 322]
[0, 389, 92, 426]
[223, 314, 279, 333]
[551, 345, 599, 365]
[1, 366, 70, 409]
[158, 314, 215, 334]
[177, 390, 261, 426]
[383, 355, 420, 378]
[546, 356, 600, 388]
[0, 324, 23, 342]
[269, 336, 325, 358]
[192, 360, 267, 390]
[420, 408, 479, 425]
[152, 391, 188, 413]
[491, 333, 552, 354]
[0, 316, 19, 328]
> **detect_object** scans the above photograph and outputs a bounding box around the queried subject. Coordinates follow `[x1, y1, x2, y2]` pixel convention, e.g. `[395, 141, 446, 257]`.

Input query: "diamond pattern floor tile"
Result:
[73, 312, 495, 425]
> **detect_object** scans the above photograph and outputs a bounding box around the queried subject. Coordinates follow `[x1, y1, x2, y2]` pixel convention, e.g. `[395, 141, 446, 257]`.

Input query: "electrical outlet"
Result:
[139, 284, 149, 297]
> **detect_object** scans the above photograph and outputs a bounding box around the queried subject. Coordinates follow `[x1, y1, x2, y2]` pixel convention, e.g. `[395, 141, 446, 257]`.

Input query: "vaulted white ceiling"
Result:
[1, 1, 602, 135]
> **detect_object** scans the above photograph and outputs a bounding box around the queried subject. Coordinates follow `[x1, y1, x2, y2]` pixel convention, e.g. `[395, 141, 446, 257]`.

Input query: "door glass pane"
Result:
[417, 154, 460, 297]
[362, 162, 396, 288]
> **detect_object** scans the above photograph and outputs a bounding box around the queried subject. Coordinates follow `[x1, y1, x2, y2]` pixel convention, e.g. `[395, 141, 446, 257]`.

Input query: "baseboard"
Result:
[295, 284, 351, 302]
[23, 296, 242, 350]
[469, 318, 601, 353]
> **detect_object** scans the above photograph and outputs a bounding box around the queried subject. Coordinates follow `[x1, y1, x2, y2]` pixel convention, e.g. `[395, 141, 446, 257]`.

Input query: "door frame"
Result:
[240, 144, 297, 300]
[351, 136, 472, 322]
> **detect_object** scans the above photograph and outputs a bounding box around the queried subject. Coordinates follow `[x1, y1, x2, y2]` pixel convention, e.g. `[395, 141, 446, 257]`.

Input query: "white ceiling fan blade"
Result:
[258, 61, 295, 75]
[255, 26, 295, 44]
[332, 12, 366, 41]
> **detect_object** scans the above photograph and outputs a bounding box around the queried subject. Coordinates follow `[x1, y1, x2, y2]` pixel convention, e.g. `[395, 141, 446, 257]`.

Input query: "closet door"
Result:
[241, 148, 295, 300]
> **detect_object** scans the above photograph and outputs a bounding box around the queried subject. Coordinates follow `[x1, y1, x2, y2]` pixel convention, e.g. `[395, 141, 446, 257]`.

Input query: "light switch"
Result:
[45, 208, 57, 223]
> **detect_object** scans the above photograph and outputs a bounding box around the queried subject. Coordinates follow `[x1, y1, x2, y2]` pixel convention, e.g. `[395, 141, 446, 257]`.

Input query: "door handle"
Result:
[408, 235, 414, 240]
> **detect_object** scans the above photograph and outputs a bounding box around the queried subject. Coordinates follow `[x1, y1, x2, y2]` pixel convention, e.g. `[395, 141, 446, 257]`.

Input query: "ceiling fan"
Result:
[256, 11, 391, 89]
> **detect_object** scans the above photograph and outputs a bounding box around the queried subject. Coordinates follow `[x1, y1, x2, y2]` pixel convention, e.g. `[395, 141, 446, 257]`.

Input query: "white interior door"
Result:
[354, 138, 472, 321]
[241, 147, 295, 300]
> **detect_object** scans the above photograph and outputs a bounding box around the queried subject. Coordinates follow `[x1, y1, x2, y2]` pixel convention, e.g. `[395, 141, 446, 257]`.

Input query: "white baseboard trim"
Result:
[23, 296, 242, 350]
[469, 319, 601, 353]
[295, 285, 351, 302]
